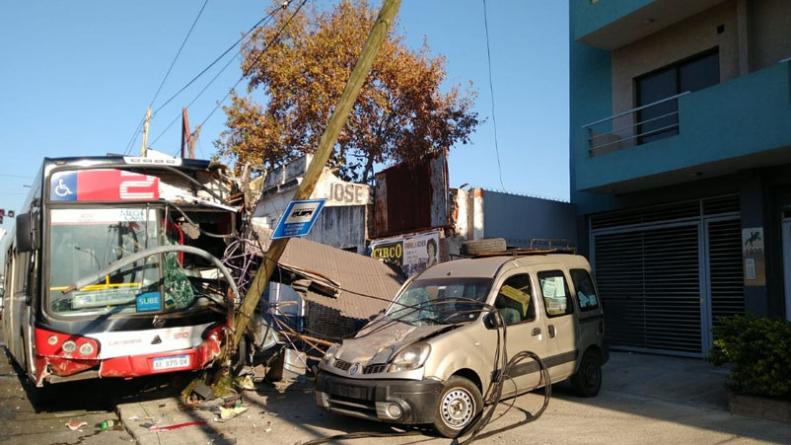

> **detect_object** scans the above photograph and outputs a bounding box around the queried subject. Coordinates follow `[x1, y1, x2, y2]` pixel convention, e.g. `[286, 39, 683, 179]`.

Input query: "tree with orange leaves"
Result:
[216, 0, 479, 183]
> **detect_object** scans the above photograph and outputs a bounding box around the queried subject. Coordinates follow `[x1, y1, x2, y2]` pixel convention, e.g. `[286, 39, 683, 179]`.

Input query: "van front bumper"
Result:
[315, 371, 443, 425]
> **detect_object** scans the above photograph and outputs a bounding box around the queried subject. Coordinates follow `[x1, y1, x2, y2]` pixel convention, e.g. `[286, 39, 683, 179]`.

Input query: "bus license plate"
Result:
[152, 355, 190, 371]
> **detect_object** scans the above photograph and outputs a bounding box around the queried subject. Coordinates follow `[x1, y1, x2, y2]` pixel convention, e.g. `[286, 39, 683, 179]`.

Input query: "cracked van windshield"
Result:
[48, 207, 163, 315]
[385, 278, 492, 325]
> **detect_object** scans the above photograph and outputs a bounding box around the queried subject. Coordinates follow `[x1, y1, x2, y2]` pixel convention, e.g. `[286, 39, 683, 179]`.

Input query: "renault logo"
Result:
[348, 362, 362, 376]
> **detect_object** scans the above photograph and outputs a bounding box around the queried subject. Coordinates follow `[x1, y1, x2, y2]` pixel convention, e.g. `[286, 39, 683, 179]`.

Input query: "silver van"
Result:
[314, 253, 608, 437]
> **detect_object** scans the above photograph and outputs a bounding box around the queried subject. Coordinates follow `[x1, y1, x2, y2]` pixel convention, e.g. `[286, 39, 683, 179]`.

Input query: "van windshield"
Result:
[385, 278, 492, 326]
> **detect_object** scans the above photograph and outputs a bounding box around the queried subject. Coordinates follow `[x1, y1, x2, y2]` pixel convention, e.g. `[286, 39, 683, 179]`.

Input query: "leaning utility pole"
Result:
[228, 0, 402, 355]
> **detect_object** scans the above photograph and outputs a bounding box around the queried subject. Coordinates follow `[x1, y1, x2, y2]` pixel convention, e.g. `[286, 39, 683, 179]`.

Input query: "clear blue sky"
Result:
[0, 0, 569, 231]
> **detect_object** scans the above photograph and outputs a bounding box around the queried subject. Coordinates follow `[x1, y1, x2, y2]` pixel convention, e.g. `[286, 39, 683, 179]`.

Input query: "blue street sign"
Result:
[271, 199, 326, 240]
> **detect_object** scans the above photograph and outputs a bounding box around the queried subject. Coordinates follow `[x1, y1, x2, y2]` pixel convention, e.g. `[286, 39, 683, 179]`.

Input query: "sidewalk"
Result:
[117, 352, 791, 445]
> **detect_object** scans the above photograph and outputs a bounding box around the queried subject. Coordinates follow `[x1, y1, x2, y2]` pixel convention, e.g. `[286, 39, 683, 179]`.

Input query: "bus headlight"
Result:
[47, 335, 59, 346]
[388, 343, 430, 372]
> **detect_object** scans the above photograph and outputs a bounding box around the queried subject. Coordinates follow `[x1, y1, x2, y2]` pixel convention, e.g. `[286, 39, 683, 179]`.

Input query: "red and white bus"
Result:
[1, 155, 238, 387]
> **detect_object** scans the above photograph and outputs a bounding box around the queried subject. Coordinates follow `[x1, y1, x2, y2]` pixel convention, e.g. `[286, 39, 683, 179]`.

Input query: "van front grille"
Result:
[363, 364, 387, 374]
[334, 359, 352, 371]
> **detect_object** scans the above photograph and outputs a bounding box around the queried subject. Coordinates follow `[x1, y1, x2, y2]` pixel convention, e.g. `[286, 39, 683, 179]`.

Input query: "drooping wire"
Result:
[123, 0, 210, 155]
[482, 0, 506, 192]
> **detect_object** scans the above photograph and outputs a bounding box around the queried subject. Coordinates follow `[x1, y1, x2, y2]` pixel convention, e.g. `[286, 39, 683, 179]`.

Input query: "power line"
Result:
[123, 0, 210, 155]
[196, 0, 310, 131]
[152, 0, 301, 152]
[142, 1, 297, 154]
[482, 0, 506, 192]
[151, 0, 210, 109]
[151, 2, 292, 119]
[151, 53, 244, 150]
[0, 173, 31, 179]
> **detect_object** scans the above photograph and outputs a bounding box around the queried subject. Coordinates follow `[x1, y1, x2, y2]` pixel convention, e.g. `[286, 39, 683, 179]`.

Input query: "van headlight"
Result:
[322, 343, 340, 366]
[388, 343, 430, 372]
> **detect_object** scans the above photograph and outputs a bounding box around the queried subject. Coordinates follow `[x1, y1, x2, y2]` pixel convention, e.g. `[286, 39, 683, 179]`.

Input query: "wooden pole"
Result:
[228, 0, 402, 353]
[140, 107, 152, 157]
[181, 107, 191, 159]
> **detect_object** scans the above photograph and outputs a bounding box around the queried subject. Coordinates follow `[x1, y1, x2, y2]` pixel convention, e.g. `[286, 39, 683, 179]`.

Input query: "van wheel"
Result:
[571, 350, 602, 397]
[432, 376, 482, 438]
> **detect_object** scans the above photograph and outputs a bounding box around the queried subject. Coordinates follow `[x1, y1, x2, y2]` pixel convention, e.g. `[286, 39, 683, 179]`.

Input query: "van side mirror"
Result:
[16, 212, 38, 252]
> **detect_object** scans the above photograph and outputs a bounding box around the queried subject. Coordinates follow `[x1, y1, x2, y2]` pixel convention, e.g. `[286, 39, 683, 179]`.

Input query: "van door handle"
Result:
[531, 327, 541, 336]
[548, 325, 556, 338]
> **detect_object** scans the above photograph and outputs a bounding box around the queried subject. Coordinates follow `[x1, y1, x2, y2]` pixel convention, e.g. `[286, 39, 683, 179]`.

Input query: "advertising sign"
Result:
[271, 199, 326, 240]
[371, 230, 440, 277]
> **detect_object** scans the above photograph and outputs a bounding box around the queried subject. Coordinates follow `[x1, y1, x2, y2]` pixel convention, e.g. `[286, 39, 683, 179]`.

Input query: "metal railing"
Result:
[583, 91, 690, 155]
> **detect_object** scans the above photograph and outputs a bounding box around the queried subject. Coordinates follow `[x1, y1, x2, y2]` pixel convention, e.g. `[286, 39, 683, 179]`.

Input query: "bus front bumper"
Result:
[34, 329, 223, 386]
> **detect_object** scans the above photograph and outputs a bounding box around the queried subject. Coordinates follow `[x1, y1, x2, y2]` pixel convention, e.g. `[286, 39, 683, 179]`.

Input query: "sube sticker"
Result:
[136, 292, 161, 312]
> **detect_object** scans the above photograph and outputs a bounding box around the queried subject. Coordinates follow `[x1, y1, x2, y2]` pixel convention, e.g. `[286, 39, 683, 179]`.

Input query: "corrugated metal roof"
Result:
[279, 238, 404, 320]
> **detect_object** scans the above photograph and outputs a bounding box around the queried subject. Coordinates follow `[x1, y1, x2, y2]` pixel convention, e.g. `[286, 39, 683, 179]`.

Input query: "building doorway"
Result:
[590, 196, 744, 357]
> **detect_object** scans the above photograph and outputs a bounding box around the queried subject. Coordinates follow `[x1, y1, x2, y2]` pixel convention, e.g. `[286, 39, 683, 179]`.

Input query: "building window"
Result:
[570, 269, 599, 311]
[636, 48, 720, 144]
[538, 271, 573, 317]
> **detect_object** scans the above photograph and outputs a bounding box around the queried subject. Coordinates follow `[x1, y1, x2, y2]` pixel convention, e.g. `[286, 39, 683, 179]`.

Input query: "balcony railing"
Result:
[583, 91, 690, 155]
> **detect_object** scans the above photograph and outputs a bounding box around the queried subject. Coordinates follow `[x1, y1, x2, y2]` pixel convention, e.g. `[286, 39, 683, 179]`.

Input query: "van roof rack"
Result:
[469, 246, 577, 258]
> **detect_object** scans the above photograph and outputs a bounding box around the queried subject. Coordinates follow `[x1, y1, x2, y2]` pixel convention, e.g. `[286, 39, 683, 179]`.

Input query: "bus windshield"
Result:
[48, 207, 171, 316]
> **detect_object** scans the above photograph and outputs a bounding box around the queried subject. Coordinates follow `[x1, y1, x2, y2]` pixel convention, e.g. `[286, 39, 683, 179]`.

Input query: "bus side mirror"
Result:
[16, 212, 38, 252]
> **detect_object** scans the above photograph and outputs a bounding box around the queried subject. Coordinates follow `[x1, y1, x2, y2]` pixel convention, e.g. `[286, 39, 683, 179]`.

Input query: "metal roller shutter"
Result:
[594, 224, 702, 355]
[594, 231, 646, 350]
[707, 219, 744, 326]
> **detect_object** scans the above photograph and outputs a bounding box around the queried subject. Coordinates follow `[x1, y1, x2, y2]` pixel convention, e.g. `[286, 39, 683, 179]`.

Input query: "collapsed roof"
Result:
[276, 238, 404, 320]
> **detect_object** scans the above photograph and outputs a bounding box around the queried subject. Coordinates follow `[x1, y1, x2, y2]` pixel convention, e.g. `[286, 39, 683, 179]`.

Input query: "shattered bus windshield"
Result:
[48, 208, 162, 315]
[385, 278, 492, 325]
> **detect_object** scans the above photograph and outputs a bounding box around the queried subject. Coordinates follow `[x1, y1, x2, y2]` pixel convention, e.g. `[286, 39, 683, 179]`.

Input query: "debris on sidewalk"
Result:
[218, 403, 249, 421]
[147, 420, 207, 432]
[234, 374, 256, 391]
[97, 419, 120, 431]
[65, 419, 87, 431]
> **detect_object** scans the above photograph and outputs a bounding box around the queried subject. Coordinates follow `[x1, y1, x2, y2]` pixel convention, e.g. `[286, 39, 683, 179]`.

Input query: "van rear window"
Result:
[570, 269, 599, 311]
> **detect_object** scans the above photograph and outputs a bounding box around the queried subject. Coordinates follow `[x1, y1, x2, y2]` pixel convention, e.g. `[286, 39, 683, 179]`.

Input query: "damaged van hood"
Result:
[335, 320, 452, 365]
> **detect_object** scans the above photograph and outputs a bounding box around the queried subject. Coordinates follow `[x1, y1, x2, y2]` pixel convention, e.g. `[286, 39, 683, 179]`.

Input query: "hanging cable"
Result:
[482, 0, 506, 192]
[123, 0, 211, 155]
